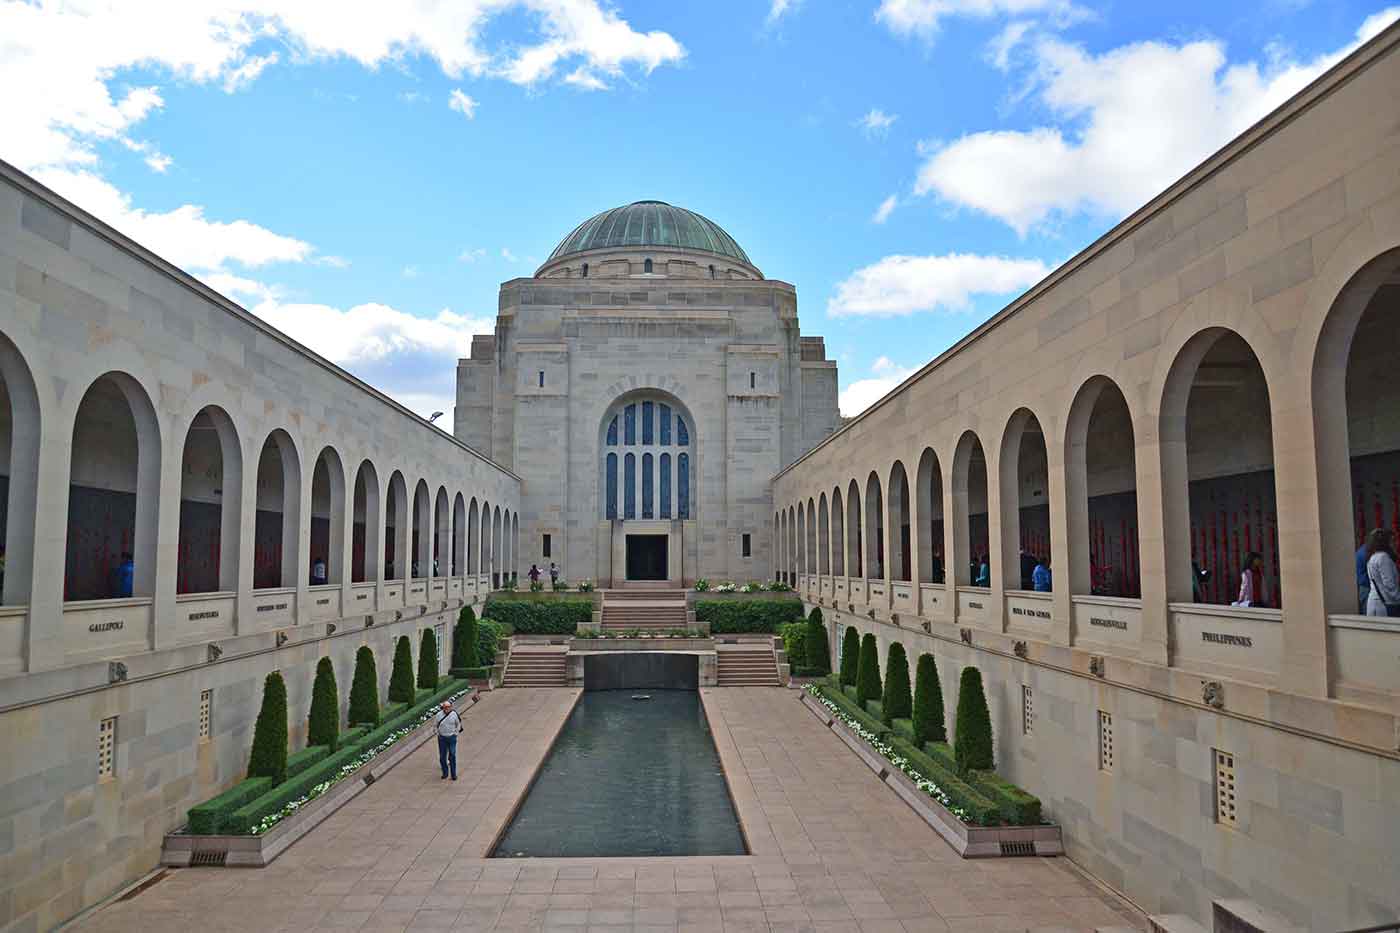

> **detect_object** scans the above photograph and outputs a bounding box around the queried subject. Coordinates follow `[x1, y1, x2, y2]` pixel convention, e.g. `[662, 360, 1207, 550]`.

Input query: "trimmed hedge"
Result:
[348, 646, 380, 727]
[307, 657, 339, 751]
[839, 626, 860, 686]
[695, 598, 804, 634]
[418, 628, 439, 690]
[954, 666, 994, 773]
[482, 596, 592, 634]
[856, 633, 882, 704]
[925, 740, 958, 774]
[974, 771, 1042, 825]
[882, 642, 911, 725]
[247, 671, 288, 784]
[912, 653, 946, 746]
[804, 608, 831, 675]
[388, 636, 415, 704]
[285, 743, 331, 781]
[186, 777, 272, 834]
[780, 622, 807, 666]
[453, 605, 478, 668]
[886, 734, 1001, 826]
[476, 618, 505, 666]
[450, 666, 493, 680]
[817, 682, 889, 739]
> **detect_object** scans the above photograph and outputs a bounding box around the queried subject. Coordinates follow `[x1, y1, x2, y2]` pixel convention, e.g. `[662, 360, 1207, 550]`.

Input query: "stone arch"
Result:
[434, 486, 450, 577]
[452, 492, 466, 577]
[175, 405, 242, 594]
[251, 428, 301, 591]
[597, 388, 697, 521]
[309, 445, 346, 586]
[818, 492, 830, 575]
[386, 470, 409, 580]
[0, 333, 41, 605]
[831, 486, 845, 576]
[916, 447, 945, 584]
[999, 407, 1051, 592]
[865, 471, 884, 580]
[846, 479, 863, 578]
[411, 479, 431, 579]
[467, 497, 480, 575]
[952, 430, 989, 588]
[888, 461, 911, 582]
[351, 460, 380, 583]
[1065, 376, 1140, 598]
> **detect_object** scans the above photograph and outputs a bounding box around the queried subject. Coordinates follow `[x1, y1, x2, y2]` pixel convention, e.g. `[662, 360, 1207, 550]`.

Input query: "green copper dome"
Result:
[547, 200, 752, 266]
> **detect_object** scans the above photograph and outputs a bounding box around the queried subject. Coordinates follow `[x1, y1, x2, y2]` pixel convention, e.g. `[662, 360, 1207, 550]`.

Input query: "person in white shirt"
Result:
[434, 701, 462, 780]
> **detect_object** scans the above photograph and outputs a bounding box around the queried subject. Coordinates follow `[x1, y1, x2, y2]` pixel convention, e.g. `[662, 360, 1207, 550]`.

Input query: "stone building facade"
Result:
[455, 201, 840, 588]
[0, 161, 520, 932]
[773, 23, 1400, 930]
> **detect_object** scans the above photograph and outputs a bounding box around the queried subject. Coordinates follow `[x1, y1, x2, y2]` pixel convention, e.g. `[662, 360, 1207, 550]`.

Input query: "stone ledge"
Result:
[797, 690, 1063, 858]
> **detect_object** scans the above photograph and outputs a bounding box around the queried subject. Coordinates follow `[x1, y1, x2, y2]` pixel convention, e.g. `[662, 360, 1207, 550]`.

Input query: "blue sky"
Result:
[4, 0, 1397, 428]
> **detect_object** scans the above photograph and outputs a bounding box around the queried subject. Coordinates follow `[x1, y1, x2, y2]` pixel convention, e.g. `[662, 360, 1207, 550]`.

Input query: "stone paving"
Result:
[78, 687, 1144, 933]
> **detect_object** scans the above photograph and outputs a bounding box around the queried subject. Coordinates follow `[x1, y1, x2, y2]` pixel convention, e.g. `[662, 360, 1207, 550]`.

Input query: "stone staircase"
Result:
[502, 646, 568, 687]
[716, 641, 781, 686]
[600, 589, 690, 630]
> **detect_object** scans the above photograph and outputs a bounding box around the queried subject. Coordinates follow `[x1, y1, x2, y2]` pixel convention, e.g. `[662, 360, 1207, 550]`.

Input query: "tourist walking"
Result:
[1363, 529, 1400, 617]
[974, 555, 990, 588]
[112, 552, 134, 598]
[1032, 556, 1052, 592]
[310, 556, 327, 586]
[1356, 541, 1371, 613]
[1233, 552, 1265, 608]
[549, 562, 559, 586]
[527, 563, 541, 585]
[434, 701, 462, 781]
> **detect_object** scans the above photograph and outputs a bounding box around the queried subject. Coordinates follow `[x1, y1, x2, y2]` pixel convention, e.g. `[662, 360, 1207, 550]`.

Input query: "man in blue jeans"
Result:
[434, 700, 462, 781]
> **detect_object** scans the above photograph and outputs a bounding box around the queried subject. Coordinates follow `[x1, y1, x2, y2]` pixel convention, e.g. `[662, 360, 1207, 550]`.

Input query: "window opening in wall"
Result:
[742, 533, 752, 558]
[709, 264, 716, 279]
[538, 371, 545, 388]
[199, 690, 212, 742]
[1214, 749, 1238, 826]
[582, 263, 588, 278]
[1097, 711, 1113, 772]
[749, 372, 756, 390]
[1021, 686, 1033, 736]
[543, 534, 552, 558]
[98, 716, 117, 780]
[643, 258, 653, 274]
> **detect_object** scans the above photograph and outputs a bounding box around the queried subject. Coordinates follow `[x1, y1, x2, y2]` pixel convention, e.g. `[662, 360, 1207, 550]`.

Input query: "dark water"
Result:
[491, 690, 747, 857]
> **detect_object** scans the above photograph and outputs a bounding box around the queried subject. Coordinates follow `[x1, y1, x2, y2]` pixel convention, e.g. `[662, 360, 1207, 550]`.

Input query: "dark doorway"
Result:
[626, 534, 668, 581]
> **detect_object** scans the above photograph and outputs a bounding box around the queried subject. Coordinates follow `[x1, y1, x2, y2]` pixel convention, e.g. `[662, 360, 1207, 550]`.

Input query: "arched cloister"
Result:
[385, 471, 409, 580]
[952, 431, 989, 588]
[1066, 377, 1140, 598]
[309, 446, 345, 586]
[467, 497, 480, 575]
[916, 447, 945, 584]
[351, 460, 379, 583]
[1161, 329, 1280, 607]
[452, 493, 466, 576]
[502, 508, 512, 582]
[479, 499, 492, 580]
[846, 480, 862, 578]
[411, 480, 430, 578]
[889, 461, 911, 582]
[818, 493, 830, 575]
[511, 512, 519, 583]
[434, 487, 449, 577]
[806, 499, 817, 578]
[252, 429, 300, 591]
[796, 503, 806, 575]
[1000, 408, 1051, 592]
[176, 406, 241, 594]
[66, 372, 162, 600]
[491, 505, 502, 587]
[865, 472, 884, 580]
[0, 334, 40, 605]
[831, 487, 845, 576]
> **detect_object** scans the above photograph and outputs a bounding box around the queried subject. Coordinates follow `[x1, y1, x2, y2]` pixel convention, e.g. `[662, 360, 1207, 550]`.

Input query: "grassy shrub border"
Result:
[695, 598, 804, 634]
[885, 735, 1002, 826]
[482, 596, 591, 634]
[839, 626, 860, 686]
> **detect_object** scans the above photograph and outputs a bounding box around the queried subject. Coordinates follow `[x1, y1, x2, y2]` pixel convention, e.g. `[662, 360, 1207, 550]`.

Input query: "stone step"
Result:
[1148, 915, 1208, 933]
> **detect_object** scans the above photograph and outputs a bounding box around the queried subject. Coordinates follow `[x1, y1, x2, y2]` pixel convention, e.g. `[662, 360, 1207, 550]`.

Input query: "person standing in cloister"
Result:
[1364, 529, 1400, 617]
[1032, 556, 1052, 592]
[1234, 552, 1265, 608]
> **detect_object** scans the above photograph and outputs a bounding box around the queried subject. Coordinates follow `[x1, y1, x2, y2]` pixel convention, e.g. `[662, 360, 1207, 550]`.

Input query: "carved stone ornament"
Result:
[848, 603, 855, 613]
[891, 612, 900, 626]
[394, 610, 403, 621]
[866, 608, 876, 619]
[364, 615, 375, 628]
[275, 630, 289, 648]
[960, 627, 973, 645]
[1202, 680, 1225, 709]
[1089, 655, 1105, 678]
[921, 621, 932, 634]
[108, 661, 128, 683]
[1013, 640, 1029, 659]
[326, 623, 337, 637]
[206, 644, 222, 663]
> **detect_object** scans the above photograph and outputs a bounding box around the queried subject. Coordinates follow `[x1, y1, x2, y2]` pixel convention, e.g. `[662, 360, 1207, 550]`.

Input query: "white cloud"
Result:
[458, 247, 487, 262]
[915, 7, 1400, 234]
[564, 67, 609, 90]
[35, 168, 315, 269]
[987, 19, 1033, 69]
[144, 152, 173, 173]
[875, 0, 1085, 41]
[222, 52, 279, 92]
[315, 254, 350, 268]
[501, 247, 518, 262]
[872, 194, 898, 224]
[767, 0, 802, 25]
[448, 88, 477, 118]
[828, 252, 1049, 316]
[840, 358, 917, 417]
[857, 108, 898, 138]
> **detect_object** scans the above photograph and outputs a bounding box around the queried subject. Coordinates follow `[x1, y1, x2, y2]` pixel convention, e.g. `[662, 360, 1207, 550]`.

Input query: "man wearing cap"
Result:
[434, 700, 463, 781]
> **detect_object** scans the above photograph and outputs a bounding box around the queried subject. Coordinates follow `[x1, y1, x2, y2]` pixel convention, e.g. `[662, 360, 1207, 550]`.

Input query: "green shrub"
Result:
[925, 741, 958, 773]
[246, 671, 288, 785]
[882, 642, 911, 725]
[417, 628, 439, 690]
[307, 657, 339, 751]
[187, 777, 272, 834]
[347, 646, 379, 727]
[450, 666, 492, 680]
[804, 608, 831, 675]
[972, 771, 1042, 825]
[453, 605, 478, 668]
[912, 653, 945, 746]
[694, 598, 804, 634]
[388, 636, 415, 704]
[839, 626, 860, 686]
[285, 743, 330, 780]
[864, 699, 884, 721]
[476, 618, 505, 666]
[482, 596, 592, 634]
[856, 633, 882, 704]
[886, 735, 1001, 826]
[817, 683, 889, 738]
[780, 622, 807, 665]
[954, 666, 994, 773]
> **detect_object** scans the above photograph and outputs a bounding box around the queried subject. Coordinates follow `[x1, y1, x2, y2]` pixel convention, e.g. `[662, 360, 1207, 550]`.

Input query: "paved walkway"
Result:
[80, 687, 1142, 933]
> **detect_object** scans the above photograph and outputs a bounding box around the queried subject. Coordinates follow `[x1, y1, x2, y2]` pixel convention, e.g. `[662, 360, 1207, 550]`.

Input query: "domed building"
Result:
[455, 200, 840, 586]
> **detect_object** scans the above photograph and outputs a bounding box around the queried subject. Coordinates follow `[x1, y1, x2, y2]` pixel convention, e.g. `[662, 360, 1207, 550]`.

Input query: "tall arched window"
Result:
[660, 453, 672, 518]
[582, 263, 589, 278]
[678, 454, 690, 519]
[624, 452, 636, 519]
[606, 453, 618, 519]
[644, 258, 653, 274]
[642, 452, 654, 518]
[599, 393, 695, 521]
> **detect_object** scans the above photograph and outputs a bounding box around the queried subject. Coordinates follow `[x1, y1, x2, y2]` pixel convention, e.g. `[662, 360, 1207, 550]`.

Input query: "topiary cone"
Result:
[882, 642, 912, 724]
[454, 605, 479, 669]
[954, 665, 994, 774]
[247, 670, 288, 784]
[417, 628, 439, 690]
[839, 626, 860, 686]
[348, 645, 380, 727]
[307, 657, 340, 751]
[912, 653, 946, 745]
[389, 635, 416, 704]
[805, 608, 831, 675]
[856, 633, 882, 704]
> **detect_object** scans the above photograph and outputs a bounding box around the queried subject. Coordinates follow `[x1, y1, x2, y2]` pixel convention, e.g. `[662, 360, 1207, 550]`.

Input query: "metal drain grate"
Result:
[189, 850, 227, 867]
[999, 840, 1036, 857]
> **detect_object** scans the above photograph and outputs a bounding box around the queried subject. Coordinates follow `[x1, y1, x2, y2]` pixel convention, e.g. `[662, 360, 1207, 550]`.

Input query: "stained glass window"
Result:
[606, 416, 618, 446]
[677, 416, 689, 446]
[624, 404, 636, 445]
[642, 453, 654, 518]
[660, 453, 671, 518]
[624, 453, 636, 520]
[659, 404, 671, 445]
[677, 453, 690, 519]
[606, 453, 617, 519]
[642, 401, 654, 445]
